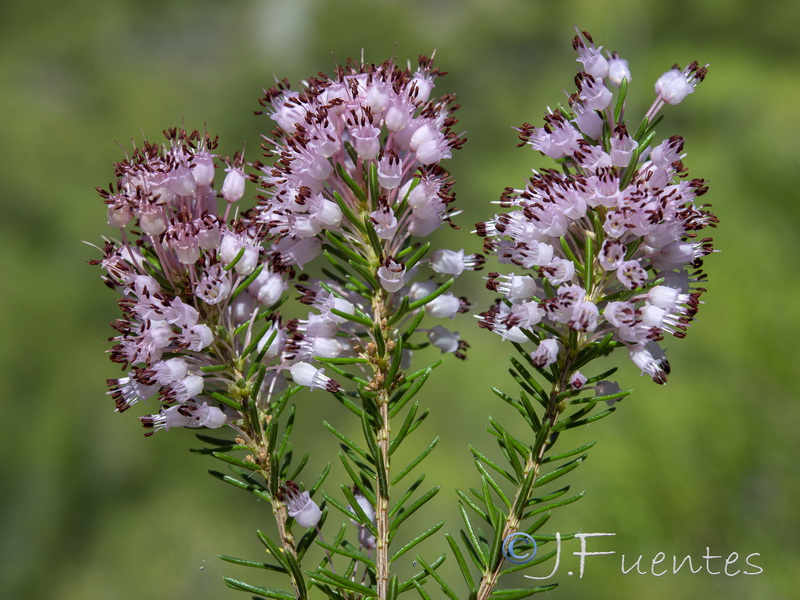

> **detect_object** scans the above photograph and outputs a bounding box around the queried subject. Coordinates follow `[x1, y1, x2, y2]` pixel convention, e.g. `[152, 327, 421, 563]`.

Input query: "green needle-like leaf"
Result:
[339, 485, 380, 536]
[348, 258, 381, 289]
[445, 532, 476, 589]
[389, 367, 432, 418]
[333, 189, 367, 232]
[459, 502, 487, 568]
[391, 520, 445, 562]
[388, 576, 399, 600]
[308, 570, 377, 598]
[389, 474, 426, 519]
[542, 441, 597, 464]
[338, 450, 376, 504]
[404, 241, 431, 270]
[389, 401, 419, 455]
[456, 488, 490, 523]
[331, 391, 366, 418]
[208, 391, 245, 413]
[315, 538, 376, 567]
[334, 162, 367, 202]
[208, 470, 271, 502]
[219, 554, 287, 573]
[488, 584, 558, 598]
[330, 306, 373, 328]
[411, 579, 433, 600]
[222, 577, 294, 599]
[415, 554, 459, 600]
[459, 533, 486, 573]
[398, 554, 447, 593]
[315, 356, 370, 366]
[562, 407, 616, 429]
[523, 491, 585, 519]
[470, 446, 517, 485]
[390, 486, 440, 533]
[613, 77, 628, 124]
[400, 308, 426, 340]
[221, 246, 246, 272]
[324, 421, 370, 461]
[361, 410, 389, 497]
[324, 230, 368, 265]
[391, 436, 439, 485]
[255, 530, 288, 568]
[210, 451, 258, 471]
[407, 278, 454, 311]
[533, 454, 588, 488]
[241, 320, 276, 359]
[230, 263, 264, 301]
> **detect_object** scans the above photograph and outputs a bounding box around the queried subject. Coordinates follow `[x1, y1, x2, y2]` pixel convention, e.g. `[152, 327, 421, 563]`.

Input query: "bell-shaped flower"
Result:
[281, 481, 322, 528]
[607, 54, 631, 87]
[531, 338, 559, 368]
[629, 343, 669, 384]
[425, 293, 461, 319]
[150, 358, 189, 387]
[428, 325, 460, 354]
[655, 68, 695, 105]
[377, 151, 403, 189]
[370, 206, 398, 239]
[221, 165, 246, 202]
[290, 361, 341, 392]
[377, 258, 406, 293]
[191, 151, 215, 186]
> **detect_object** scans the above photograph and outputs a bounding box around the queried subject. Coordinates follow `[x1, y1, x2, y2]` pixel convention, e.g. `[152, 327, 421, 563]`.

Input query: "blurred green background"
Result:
[2, 0, 798, 598]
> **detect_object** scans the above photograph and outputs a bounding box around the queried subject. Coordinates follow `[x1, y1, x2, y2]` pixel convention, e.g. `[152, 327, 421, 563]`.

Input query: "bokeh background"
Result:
[2, 0, 798, 598]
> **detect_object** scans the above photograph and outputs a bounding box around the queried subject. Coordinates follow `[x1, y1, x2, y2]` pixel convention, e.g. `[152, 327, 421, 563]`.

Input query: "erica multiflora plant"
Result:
[90, 33, 717, 600]
[441, 31, 717, 599]
[91, 56, 481, 600]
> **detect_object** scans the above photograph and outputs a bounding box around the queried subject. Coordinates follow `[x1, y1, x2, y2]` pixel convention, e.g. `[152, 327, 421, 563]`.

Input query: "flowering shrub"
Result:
[90, 32, 714, 600]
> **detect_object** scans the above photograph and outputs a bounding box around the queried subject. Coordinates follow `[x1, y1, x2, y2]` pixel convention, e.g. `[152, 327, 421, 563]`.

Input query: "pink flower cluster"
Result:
[476, 31, 716, 384]
[243, 57, 478, 389]
[94, 128, 292, 433]
[250, 56, 466, 246]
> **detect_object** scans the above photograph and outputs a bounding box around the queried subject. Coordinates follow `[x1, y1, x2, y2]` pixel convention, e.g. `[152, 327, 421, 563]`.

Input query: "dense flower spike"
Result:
[476, 31, 716, 383]
[250, 57, 465, 243]
[243, 56, 479, 600]
[92, 128, 293, 432]
[248, 56, 476, 375]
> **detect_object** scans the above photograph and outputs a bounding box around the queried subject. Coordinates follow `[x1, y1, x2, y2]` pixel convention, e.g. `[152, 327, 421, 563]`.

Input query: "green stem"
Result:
[371, 292, 393, 600]
[475, 355, 574, 600]
[247, 377, 306, 599]
[376, 391, 391, 599]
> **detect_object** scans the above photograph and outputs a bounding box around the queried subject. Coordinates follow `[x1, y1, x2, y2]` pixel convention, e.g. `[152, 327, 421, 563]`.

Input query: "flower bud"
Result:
[425, 293, 460, 319]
